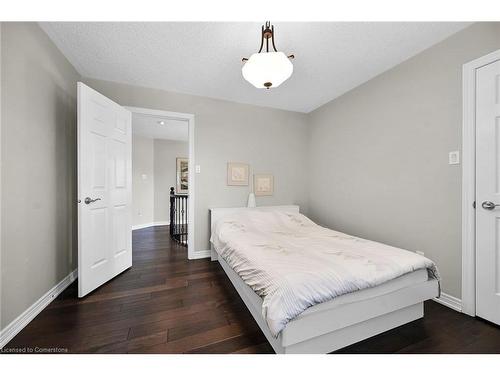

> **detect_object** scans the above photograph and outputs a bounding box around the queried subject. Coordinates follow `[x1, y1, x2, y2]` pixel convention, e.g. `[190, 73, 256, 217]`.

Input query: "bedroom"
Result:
[1, 0, 500, 372]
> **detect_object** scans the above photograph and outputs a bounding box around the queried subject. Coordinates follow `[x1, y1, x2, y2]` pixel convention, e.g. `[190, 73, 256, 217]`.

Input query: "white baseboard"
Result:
[434, 292, 462, 312]
[189, 250, 211, 260]
[132, 221, 170, 230]
[0, 269, 77, 349]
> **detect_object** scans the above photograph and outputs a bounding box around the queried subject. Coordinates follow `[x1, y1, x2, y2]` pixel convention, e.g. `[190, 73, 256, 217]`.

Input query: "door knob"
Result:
[482, 201, 500, 210]
[84, 197, 102, 205]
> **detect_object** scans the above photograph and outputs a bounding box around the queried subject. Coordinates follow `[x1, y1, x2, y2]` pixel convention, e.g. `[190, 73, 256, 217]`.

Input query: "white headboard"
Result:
[209, 205, 300, 233]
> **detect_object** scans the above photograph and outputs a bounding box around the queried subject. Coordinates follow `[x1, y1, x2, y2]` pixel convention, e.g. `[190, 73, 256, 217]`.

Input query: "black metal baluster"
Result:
[170, 187, 175, 238]
[185, 195, 188, 245]
[182, 196, 185, 245]
[177, 197, 181, 242]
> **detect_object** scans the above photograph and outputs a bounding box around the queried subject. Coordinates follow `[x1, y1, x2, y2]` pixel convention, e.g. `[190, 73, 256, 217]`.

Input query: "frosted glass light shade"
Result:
[242, 51, 293, 89]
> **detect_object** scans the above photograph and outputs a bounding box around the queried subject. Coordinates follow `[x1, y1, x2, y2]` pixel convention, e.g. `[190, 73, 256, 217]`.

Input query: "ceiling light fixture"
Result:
[241, 21, 294, 90]
[158, 120, 165, 125]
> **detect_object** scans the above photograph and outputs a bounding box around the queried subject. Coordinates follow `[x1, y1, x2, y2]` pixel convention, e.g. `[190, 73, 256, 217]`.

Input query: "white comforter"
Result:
[210, 210, 439, 337]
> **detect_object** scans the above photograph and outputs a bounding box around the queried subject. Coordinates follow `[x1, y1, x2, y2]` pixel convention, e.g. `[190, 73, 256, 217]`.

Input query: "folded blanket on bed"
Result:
[210, 210, 440, 337]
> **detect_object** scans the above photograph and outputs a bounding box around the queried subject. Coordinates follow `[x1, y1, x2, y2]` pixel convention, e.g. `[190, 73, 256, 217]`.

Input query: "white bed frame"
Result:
[210, 205, 439, 354]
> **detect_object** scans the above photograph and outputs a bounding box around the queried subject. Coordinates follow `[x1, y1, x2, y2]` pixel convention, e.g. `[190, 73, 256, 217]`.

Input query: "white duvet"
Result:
[210, 210, 440, 337]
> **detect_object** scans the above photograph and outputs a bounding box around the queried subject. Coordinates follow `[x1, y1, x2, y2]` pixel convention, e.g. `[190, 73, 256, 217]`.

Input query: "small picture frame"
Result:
[254, 174, 274, 196]
[176, 157, 189, 194]
[227, 162, 249, 186]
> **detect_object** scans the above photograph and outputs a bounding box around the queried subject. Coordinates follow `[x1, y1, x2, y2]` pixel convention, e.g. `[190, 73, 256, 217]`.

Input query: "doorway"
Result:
[131, 112, 189, 250]
[127, 106, 196, 260]
[462, 49, 500, 324]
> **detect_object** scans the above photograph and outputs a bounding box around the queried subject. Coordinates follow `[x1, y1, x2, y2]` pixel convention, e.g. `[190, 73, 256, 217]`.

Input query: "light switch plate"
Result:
[141, 174, 148, 180]
[195, 165, 201, 173]
[449, 151, 460, 165]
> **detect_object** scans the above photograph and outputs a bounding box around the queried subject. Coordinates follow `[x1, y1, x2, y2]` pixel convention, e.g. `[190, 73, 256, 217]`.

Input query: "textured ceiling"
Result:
[40, 22, 470, 113]
[132, 113, 188, 142]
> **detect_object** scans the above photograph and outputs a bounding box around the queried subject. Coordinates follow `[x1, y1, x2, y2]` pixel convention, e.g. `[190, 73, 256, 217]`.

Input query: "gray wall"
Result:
[308, 23, 500, 298]
[153, 139, 188, 223]
[132, 135, 155, 227]
[1, 23, 80, 329]
[82, 78, 310, 253]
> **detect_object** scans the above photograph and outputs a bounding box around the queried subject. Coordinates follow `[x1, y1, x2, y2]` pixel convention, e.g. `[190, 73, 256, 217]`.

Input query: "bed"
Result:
[209, 205, 439, 354]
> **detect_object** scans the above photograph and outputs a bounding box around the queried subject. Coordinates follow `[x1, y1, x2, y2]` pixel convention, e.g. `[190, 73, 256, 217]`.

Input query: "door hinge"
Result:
[473, 201, 476, 209]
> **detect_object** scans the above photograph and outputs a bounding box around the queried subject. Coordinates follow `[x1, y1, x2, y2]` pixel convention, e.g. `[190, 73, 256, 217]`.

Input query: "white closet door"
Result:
[77, 82, 132, 297]
[476, 59, 500, 325]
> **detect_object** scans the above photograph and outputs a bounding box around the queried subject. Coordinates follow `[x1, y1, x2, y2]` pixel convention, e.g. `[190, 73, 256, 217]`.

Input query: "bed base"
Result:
[210, 205, 439, 353]
[217, 254, 438, 354]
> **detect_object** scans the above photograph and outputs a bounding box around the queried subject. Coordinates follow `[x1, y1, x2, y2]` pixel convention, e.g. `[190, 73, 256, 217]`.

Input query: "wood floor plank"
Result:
[167, 312, 230, 342]
[129, 324, 255, 354]
[95, 331, 169, 353]
[4, 224, 500, 354]
[232, 342, 274, 354]
[185, 331, 267, 354]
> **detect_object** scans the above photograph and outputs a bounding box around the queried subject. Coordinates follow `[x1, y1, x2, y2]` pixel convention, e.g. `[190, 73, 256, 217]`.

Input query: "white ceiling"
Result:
[132, 113, 188, 141]
[40, 22, 471, 113]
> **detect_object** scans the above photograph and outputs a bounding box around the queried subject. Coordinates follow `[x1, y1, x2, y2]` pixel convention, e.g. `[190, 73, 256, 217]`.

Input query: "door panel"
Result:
[90, 132, 107, 189]
[78, 82, 132, 297]
[89, 207, 107, 267]
[476, 59, 500, 325]
[113, 205, 127, 254]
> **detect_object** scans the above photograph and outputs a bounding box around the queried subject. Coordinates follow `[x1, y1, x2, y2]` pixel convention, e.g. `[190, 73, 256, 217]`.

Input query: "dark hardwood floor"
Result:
[4, 225, 500, 354]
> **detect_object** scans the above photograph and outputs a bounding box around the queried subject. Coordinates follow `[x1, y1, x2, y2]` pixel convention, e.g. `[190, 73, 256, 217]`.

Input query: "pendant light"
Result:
[241, 22, 295, 89]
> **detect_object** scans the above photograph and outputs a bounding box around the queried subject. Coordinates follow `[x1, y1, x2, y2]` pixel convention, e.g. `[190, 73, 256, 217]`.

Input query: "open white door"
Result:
[476, 60, 500, 325]
[77, 82, 132, 297]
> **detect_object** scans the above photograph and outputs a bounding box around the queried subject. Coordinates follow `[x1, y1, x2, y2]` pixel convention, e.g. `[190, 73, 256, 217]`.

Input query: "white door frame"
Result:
[125, 106, 196, 260]
[462, 49, 500, 316]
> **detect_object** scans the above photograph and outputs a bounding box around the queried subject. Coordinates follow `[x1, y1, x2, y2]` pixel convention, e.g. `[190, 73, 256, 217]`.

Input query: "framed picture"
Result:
[254, 174, 274, 196]
[227, 162, 249, 186]
[176, 157, 189, 194]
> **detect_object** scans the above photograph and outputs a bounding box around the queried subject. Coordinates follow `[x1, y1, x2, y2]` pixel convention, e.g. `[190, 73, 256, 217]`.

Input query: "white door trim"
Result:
[462, 48, 500, 316]
[125, 106, 196, 260]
